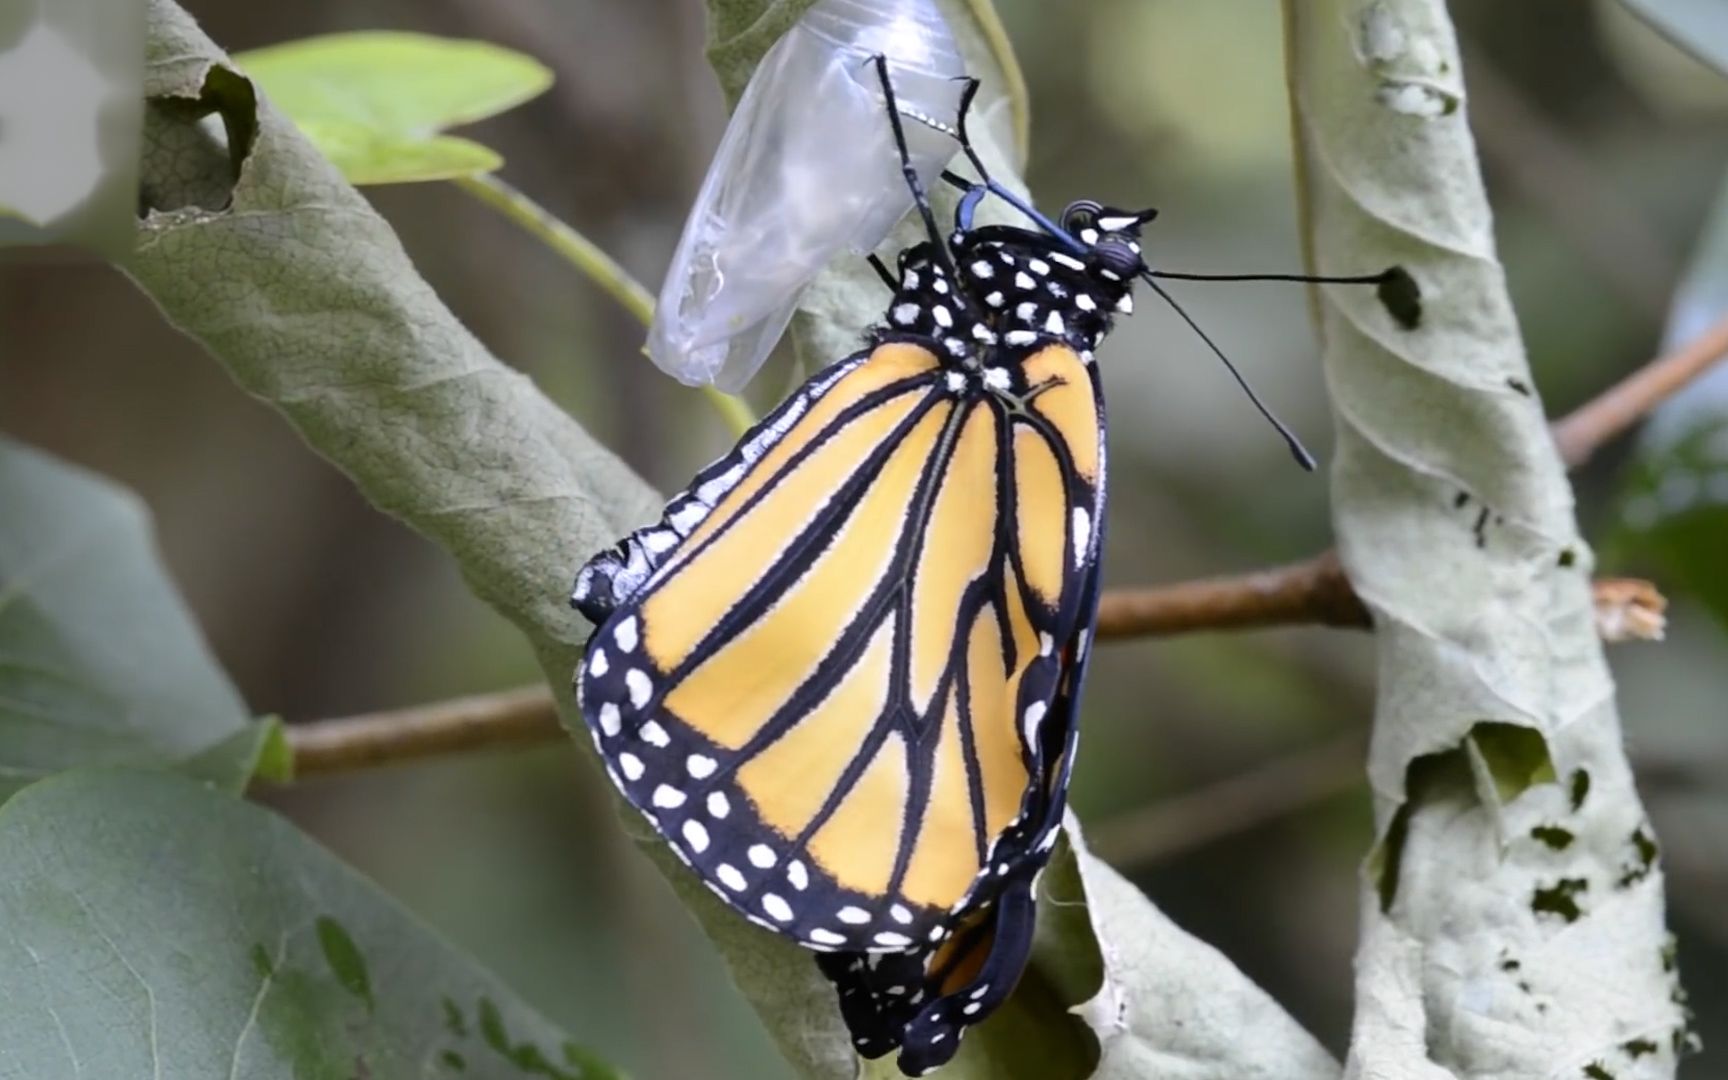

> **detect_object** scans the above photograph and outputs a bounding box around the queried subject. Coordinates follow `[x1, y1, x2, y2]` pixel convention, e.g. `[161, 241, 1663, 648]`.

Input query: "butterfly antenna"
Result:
[1140, 271, 1317, 471]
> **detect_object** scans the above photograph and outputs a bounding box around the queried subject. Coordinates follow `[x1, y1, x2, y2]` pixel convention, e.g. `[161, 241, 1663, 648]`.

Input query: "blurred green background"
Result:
[3, 1, 1725, 1076]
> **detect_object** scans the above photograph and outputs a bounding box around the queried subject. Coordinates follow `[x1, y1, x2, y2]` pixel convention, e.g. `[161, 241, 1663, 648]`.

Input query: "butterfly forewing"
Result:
[574, 340, 1101, 962]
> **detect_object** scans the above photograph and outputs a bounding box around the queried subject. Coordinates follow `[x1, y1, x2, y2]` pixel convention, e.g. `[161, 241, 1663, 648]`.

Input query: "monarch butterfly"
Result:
[572, 58, 1398, 1075]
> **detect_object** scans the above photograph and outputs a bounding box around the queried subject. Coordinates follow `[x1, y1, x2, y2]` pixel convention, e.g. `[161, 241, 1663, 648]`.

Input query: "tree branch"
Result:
[1552, 309, 1728, 468]
[278, 312, 1708, 780]
[285, 685, 563, 779]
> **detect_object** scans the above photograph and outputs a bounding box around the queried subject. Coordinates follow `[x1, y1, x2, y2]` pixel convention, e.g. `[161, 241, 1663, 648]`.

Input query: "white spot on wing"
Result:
[652, 784, 686, 809]
[640, 718, 670, 747]
[681, 819, 710, 853]
[587, 648, 609, 677]
[717, 863, 747, 891]
[837, 906, 870, 925]
[893, 303, 920, 325]
[598, 703, 622, 737]
[874, 931, 912, 947]
[626, 670, 653, 711]
[707, 791, 730, 818]
[1073, 506, 1093, 565]
[1022, 701, 1047, 748]
[687, 754, 717, 778]
[1005, 330, 1037, 346]
[612, 616, 639, 652]
[970, 260, 994, 278]
[787, 860, 809, 890]
[748, 844, 777, 869]
[810, 929, 846, 946]
[619, 753, 644, 781]
[1044, 311, 1066, 335]
[763, 893, 794, 922]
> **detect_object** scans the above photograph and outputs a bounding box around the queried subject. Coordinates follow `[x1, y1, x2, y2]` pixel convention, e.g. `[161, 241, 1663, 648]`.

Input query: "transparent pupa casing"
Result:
[647, 0, 966, 391]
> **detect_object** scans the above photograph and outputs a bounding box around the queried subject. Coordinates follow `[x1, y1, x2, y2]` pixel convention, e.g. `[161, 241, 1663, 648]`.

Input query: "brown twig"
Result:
[1095, 551, 1368, 639]
[280, 310, 1722, 778]
[1553, 311, 1728, 468]
[284, 685, 563, 780]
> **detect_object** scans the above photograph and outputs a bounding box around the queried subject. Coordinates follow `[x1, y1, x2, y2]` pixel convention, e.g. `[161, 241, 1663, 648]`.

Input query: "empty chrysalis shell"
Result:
[647, 0, 966, 391]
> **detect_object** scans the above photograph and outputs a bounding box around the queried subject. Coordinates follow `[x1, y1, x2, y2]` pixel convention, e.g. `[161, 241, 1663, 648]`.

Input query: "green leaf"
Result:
[0, 438, 269, 802]
[0, 769, 620, 1080]
[1619, 176, 1728, 628]
[1286, 0, 1687, 1073]
[234, 31, 552, 184]
[1613, 0, 1728, 77]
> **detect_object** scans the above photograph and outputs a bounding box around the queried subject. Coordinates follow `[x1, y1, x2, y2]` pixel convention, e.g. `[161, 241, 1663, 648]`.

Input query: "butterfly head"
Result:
[1060, 200, 1156, 286]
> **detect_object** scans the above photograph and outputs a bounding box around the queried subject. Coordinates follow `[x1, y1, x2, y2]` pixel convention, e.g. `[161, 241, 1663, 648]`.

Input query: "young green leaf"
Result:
[0, 769, 620, 1079]
[234, 31, 552, 184]
[0, 438, 272, 802]
[1286, 0, 1689, 1074]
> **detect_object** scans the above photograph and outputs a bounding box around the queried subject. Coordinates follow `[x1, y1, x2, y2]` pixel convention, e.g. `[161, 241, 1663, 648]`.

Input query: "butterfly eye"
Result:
[1093, 239, 1144, 280]
[1060, 199, 1103, 237]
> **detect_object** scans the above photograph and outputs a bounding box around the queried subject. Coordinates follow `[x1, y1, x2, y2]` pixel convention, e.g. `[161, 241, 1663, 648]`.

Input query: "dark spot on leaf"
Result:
[1518, 979, 1532, 993]
[1618, 828, 1659, 887]
[441, 1050, 468, 1072]
[477, 996, 586, 1080]
[1377, 266, 1422, 329]
[444, 997, 468, 1037]
[1558, 548, 1576, 568]
[1500, 957, 1521, 971]
[1569, 769, 1590, 811]
[1622, 1039, 1658, 1059]
[316, 916, 373, 1012]
[1454, 491, 1471, 509]
[1583, 1064, 1614, 1080]
[1507, 377, 1531, 396]
[1532, 877, 1588, 921]
[251, 943, 275, 979]
[1473, 506, 1490, 548]
[1531, 825, 1574, 850]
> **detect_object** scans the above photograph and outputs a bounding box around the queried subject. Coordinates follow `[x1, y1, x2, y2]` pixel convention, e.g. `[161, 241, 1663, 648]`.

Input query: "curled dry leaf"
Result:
[1285, 1, 1689, 1076]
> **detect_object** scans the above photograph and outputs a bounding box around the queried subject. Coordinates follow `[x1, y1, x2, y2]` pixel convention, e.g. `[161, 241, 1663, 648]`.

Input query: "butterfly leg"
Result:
[870, 54, 966, 285]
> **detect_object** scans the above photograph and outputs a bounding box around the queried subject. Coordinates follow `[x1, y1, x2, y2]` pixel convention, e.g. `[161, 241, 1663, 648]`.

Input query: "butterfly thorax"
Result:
[871, 228, 1137, 386]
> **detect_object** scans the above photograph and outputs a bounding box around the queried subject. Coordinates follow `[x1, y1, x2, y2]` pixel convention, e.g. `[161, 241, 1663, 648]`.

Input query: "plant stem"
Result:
[1552, 310, 1728, 468]
[452, 172, 754, 437]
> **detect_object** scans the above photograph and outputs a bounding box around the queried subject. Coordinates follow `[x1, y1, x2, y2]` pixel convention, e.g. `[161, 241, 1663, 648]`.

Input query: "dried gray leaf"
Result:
[1285, 1, 1690, 1075]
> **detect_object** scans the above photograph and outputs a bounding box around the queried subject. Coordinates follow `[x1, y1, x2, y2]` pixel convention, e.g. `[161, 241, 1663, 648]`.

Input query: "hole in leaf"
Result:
[1569, 769, 1591, 811]
[1470, 722, 1555, 803]
[139, 64, 257, 214]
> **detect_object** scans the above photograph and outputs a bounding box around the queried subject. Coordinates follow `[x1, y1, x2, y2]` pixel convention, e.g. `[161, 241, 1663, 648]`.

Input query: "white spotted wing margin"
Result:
[570, 351, 869, 628]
